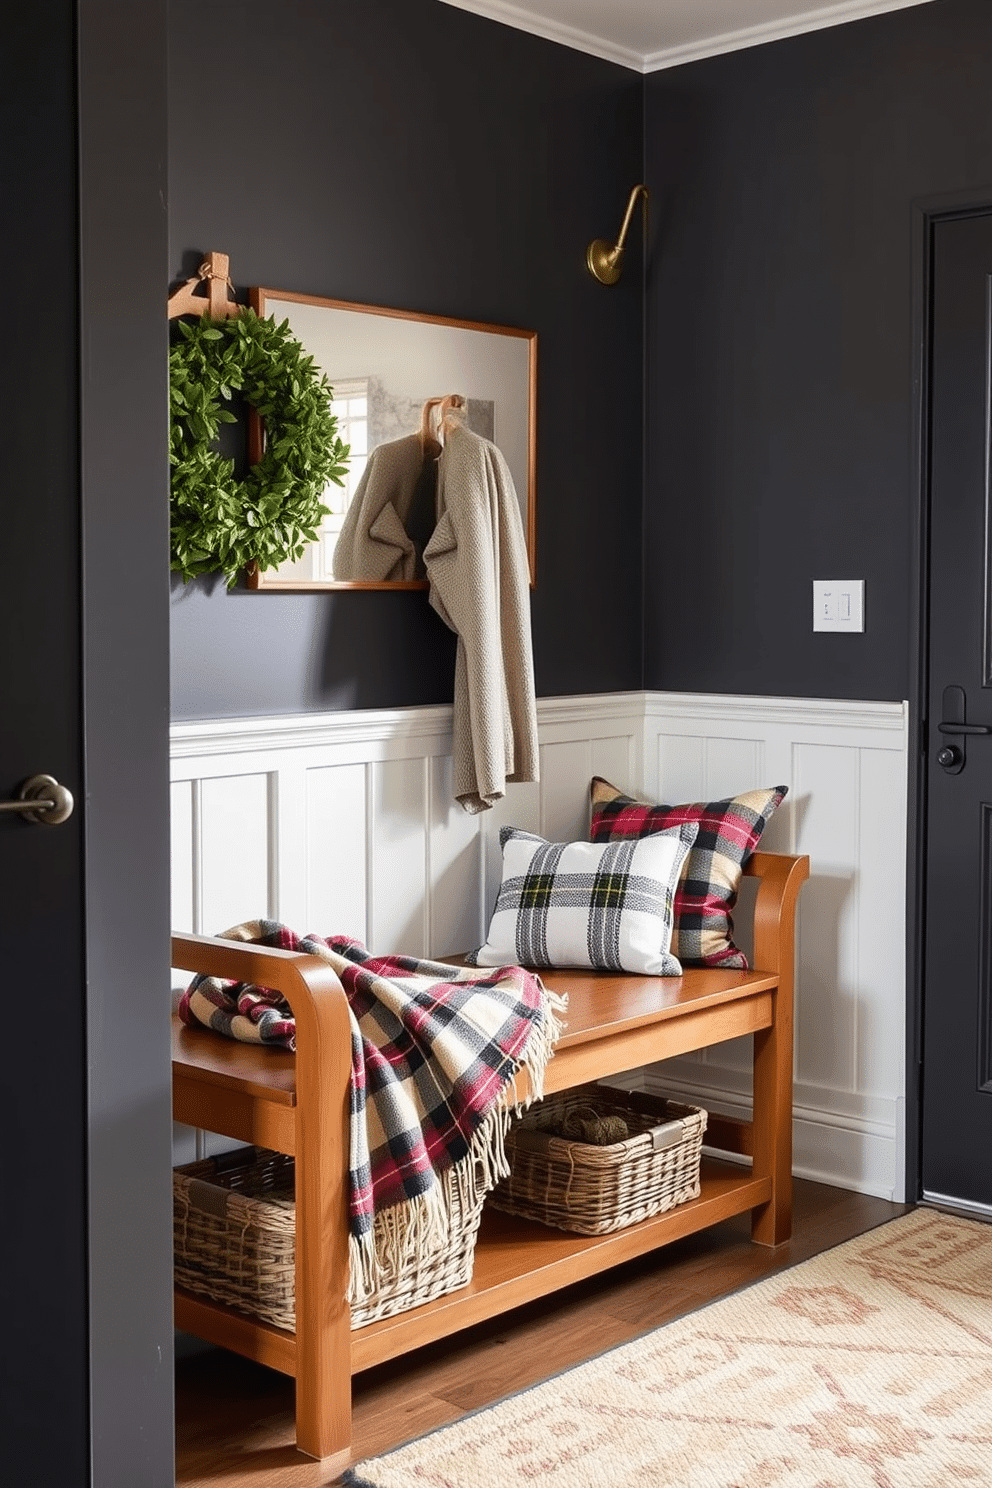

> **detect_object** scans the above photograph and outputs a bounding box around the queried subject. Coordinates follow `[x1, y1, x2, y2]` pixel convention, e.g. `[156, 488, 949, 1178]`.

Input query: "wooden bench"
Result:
[171, 849, 809, 1471]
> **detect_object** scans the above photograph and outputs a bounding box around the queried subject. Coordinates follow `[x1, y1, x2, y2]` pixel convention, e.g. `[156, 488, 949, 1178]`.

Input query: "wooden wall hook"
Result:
[167, 251, 243, 319]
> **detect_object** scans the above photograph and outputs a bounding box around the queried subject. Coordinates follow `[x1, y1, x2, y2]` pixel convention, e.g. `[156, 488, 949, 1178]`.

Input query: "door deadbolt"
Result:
[0, 774, 75, 826]
[935, 684, 992, 775]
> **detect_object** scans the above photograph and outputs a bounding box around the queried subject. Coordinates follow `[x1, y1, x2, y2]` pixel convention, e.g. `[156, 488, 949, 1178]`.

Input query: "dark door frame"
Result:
[82, 2, 173, 1482]
[908, 184, 992, 1205]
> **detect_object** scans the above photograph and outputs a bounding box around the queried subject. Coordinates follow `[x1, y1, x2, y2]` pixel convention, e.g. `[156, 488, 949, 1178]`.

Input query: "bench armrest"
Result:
[171, 930, 352, 1048]
[742, 852, 810, 975]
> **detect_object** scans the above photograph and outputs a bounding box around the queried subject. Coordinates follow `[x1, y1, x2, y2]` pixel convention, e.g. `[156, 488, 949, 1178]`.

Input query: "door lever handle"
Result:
[936, 684, 982, 774]
[0, 774, 74, 825]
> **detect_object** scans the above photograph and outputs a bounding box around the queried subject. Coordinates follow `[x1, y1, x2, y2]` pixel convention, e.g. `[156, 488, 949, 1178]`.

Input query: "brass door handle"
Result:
[0, 774, 74, 825]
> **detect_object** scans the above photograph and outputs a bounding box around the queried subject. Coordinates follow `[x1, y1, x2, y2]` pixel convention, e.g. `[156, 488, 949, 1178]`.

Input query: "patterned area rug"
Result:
[345, 1208, 992, 1487]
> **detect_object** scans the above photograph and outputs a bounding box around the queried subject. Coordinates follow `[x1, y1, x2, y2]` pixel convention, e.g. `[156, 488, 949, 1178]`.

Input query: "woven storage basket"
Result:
[489, 1084, 707, 1235]
[173, 1144, 487, 1331]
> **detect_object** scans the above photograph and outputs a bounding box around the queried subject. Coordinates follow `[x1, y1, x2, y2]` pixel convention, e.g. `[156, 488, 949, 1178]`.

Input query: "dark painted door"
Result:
[1, 9, 91, 1481]
[922, 211, 992, 1210]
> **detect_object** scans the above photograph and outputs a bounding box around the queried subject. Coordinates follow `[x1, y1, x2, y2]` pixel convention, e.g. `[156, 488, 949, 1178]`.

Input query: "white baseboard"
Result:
[641, 1067, 903, 1203]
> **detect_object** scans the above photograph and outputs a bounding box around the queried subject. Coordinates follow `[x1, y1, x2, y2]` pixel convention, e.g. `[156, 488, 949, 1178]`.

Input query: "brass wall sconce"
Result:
[586, 184, 649, 285]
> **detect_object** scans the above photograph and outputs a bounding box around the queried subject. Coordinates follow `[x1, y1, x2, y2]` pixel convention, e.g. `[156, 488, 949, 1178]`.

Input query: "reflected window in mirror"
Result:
[273, 377, 371, 584]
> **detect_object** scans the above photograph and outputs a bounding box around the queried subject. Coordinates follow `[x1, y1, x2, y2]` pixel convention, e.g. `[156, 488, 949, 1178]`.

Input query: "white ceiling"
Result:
[439, 0, 936, 71]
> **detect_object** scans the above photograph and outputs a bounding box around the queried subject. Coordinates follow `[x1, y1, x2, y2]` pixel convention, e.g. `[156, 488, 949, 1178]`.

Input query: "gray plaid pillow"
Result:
[468, 823, 698, 975]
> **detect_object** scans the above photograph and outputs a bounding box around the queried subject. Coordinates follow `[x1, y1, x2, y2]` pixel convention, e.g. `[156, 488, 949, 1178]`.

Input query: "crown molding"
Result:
[642, 0, 935, 73]
[437, 0, 934, 75]
[435, 0, 644, 71]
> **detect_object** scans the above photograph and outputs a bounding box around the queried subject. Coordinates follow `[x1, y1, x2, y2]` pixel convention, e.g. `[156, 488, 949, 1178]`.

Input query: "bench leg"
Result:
[750, 989, 793, 1247]
[295, 1289, 352, 1466]
[294, 994, 354, 1463]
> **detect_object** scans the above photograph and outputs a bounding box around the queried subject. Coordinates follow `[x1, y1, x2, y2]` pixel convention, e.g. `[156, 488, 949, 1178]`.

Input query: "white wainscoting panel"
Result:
[305, 762, 368, 939]
[639, 693, 909, 1201]
[170, 691, 909, 1197]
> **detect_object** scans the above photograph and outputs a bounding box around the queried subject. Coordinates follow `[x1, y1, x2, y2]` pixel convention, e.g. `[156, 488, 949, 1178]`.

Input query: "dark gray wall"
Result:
[171, 1, 992, 722]
[168, 0, 644, 720]
[644, 0, 992, 702]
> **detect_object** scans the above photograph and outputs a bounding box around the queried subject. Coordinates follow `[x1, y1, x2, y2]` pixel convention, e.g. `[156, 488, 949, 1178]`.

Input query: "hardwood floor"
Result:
[174, 1179, 907, 1486]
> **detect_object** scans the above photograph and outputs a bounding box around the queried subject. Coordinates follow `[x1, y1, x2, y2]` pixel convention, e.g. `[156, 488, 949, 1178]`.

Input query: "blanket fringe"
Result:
[516, 980, 567, 1108]
[347, 1101, 509, 1306]
[348, 979, 566, 1306]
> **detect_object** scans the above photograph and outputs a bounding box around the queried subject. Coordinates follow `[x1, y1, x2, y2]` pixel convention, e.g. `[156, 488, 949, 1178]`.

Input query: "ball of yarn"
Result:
[560, 1109, 630, 1145]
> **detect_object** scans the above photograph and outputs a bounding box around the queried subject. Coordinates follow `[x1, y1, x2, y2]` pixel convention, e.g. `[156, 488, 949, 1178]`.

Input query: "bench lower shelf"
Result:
[174, 1156, 768, 1379]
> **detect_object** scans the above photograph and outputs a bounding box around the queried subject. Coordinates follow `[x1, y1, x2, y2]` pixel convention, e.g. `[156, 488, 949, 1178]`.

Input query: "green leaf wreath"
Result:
[170, 309, 349, 585]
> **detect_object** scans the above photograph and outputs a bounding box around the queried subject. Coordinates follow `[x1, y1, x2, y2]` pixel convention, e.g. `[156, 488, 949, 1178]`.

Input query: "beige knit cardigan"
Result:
[331, 422, 538, 812]
[424, 422, 538, 813]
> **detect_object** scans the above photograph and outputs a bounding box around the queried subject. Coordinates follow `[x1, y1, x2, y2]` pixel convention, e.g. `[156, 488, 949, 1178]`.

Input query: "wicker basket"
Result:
[489, 1085, 707, 1235]
[173, 1145, 487, 1331]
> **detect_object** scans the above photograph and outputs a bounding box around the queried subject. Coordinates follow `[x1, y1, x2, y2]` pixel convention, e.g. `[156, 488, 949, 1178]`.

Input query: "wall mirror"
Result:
[247, 287, 537, 590]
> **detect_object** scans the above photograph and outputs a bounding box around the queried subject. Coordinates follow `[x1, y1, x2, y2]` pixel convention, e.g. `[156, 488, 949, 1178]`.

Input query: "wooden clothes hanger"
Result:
[419, 393, 466, 454]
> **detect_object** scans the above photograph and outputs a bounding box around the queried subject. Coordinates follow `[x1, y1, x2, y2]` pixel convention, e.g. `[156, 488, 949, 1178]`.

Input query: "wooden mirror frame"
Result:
[246, 287, 537, 591]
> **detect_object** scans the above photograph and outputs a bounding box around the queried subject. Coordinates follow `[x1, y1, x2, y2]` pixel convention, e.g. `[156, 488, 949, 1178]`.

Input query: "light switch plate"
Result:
[813, 579, 864, 632]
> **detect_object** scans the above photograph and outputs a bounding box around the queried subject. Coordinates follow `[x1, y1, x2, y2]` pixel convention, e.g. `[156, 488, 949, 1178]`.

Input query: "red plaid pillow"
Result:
[589, 778, 788, 969]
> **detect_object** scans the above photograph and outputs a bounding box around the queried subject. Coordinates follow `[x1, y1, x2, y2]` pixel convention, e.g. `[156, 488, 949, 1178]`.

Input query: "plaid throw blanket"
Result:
[178, 921, 566, 1303]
